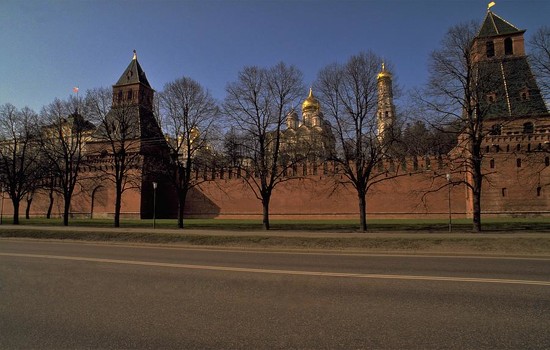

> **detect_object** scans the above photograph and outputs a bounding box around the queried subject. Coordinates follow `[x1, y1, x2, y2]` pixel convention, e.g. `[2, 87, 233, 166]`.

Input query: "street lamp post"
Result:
[446, 173, 452, 233]
[152, 182, 157, 229]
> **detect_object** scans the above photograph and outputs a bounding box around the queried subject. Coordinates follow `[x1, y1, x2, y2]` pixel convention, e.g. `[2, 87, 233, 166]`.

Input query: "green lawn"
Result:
[3, 216, 550, 232]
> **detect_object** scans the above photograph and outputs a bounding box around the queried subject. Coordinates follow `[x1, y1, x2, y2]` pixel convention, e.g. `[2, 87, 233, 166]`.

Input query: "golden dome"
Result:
[302, 88, 320, 111]
[377, 62, 392, 79]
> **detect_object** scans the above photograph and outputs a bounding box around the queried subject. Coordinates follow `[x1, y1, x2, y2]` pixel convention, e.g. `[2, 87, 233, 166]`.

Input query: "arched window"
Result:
[504, 37, 513, 55]
[526, 123, 534, 134]
[486, 41, 495, 57]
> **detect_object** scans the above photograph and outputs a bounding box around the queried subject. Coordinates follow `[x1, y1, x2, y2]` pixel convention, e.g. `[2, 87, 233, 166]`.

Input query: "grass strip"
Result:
[2, 227, 550, 255]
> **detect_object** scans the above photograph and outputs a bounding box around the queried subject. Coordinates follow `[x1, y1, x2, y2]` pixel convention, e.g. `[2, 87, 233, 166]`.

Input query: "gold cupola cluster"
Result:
[301, 88, 320, 112]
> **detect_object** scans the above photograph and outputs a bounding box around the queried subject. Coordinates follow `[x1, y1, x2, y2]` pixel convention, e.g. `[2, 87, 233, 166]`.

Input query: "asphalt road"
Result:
[1, 238, 549, 349]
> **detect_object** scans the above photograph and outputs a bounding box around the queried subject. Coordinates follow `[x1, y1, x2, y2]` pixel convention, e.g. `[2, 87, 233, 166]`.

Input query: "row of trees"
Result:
[1, 24, 548, 231]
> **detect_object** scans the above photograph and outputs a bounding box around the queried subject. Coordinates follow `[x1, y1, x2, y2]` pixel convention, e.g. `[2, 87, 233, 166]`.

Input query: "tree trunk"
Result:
[12, 199, 20, 225]
[46, 187, 54, 219]
[63, 196, 70, 226]
[25, 196, 33, 220]
[177, 190, 187, 229]
[472, 174, 482, 232]
[472, 154, 483, 232]
[262, 197, 270, 230]
[114, 182, 122, 228]
[358, 192, 367, 232]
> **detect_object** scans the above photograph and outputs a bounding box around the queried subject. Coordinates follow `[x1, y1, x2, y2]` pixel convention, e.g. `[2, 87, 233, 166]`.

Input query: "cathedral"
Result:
[281, 88, 335, 160]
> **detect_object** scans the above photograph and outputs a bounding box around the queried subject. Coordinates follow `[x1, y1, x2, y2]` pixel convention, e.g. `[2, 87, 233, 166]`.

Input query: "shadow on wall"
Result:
[183, 187, 221, 219]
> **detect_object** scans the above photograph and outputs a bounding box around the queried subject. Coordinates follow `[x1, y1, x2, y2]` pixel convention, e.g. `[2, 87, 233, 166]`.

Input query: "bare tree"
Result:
[158, 77, 218, 229]
[315, 52, 399, 232]
[85, 87, 143, 228]
[529, 26, 550, 100]
[0, 104, 41, 224]
[224, 63, 305, 230]
[39, 97, 94, 226]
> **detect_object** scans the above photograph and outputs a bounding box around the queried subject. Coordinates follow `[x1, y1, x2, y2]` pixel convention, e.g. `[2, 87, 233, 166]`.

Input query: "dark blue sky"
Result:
[1, 0, 548, 112]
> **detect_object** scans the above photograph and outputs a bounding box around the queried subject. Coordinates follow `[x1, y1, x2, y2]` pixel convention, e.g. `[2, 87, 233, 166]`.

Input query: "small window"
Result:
[486, 41, 495, 57]
[495, 145, 500, 153]
[127, 90, 133, 100]
[117, 91, 123, 102]
[537, 187, 542, 197]
[504, 37, 513, 55]
[502, 188, 507, 197]
[517, 158, 522, 168]
[486, 145, 490, 153]
[489, 124, 502, 135]
[490, 159, 495, 169]
[545, 157, 549, 166]
[523, 122, 534, 134]
[527, 144, 531, 152]
[516, 144, 521, 151]
[506, 145, 510, 152]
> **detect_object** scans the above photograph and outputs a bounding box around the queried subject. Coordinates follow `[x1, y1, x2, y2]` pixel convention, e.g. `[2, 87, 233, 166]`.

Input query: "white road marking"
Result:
[2, 252, 550, 286]
[3, 238, 550, 261]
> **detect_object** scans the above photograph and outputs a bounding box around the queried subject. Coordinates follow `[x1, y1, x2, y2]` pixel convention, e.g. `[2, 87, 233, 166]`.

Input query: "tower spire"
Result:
[133, 50, 137, 60]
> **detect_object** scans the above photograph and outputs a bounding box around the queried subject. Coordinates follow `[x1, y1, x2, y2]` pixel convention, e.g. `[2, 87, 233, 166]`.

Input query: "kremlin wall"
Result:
[2, 9, 550, 222]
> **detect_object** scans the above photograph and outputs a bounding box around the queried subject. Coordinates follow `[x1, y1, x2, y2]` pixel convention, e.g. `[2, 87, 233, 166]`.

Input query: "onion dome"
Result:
[302, 88, 320, 112]
[377, 62, 392, 79]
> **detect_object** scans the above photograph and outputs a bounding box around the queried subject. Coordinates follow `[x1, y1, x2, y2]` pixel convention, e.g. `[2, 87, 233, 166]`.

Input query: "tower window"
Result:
[127, 90, 133, 100]
[117, 91, 123, 102]
[489, 124, 502, 135]
[537, 187, 542, 197]
[545, 157, 549, 166]
[520, 89, 530, 101]
[504, 37, 513, 55]
[490, 159, 495, 169]
[502, 188, 507, 197]
[523, 122, 534, 134]
[516, 158, 522, 168]
[486, 41, 495, 57]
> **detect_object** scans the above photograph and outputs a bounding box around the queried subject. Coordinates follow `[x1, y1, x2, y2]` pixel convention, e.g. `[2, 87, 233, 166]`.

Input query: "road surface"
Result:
[1, 238, 549, 349]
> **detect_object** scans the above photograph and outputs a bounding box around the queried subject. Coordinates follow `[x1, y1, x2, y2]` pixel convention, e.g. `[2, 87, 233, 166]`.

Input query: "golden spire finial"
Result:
[487, 1, 496, 11]
[133, 50, 137, 60]
[377, 62, 391, 79]
[308, 87, 313, 98]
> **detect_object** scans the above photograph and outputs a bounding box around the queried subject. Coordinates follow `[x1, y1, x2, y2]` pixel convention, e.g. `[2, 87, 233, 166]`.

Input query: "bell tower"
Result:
[376, 63, 395, 143]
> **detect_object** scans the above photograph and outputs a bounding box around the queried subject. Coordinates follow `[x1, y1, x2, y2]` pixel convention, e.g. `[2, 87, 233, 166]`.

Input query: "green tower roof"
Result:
[478, 11, 524, 38]
[115, 51, 152, 88]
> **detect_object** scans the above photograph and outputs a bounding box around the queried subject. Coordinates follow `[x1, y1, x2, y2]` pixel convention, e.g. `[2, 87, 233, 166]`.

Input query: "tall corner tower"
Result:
[471, 9, 547, 118]
[377, 63, 395, 142]
[111, 51, 163, 142]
